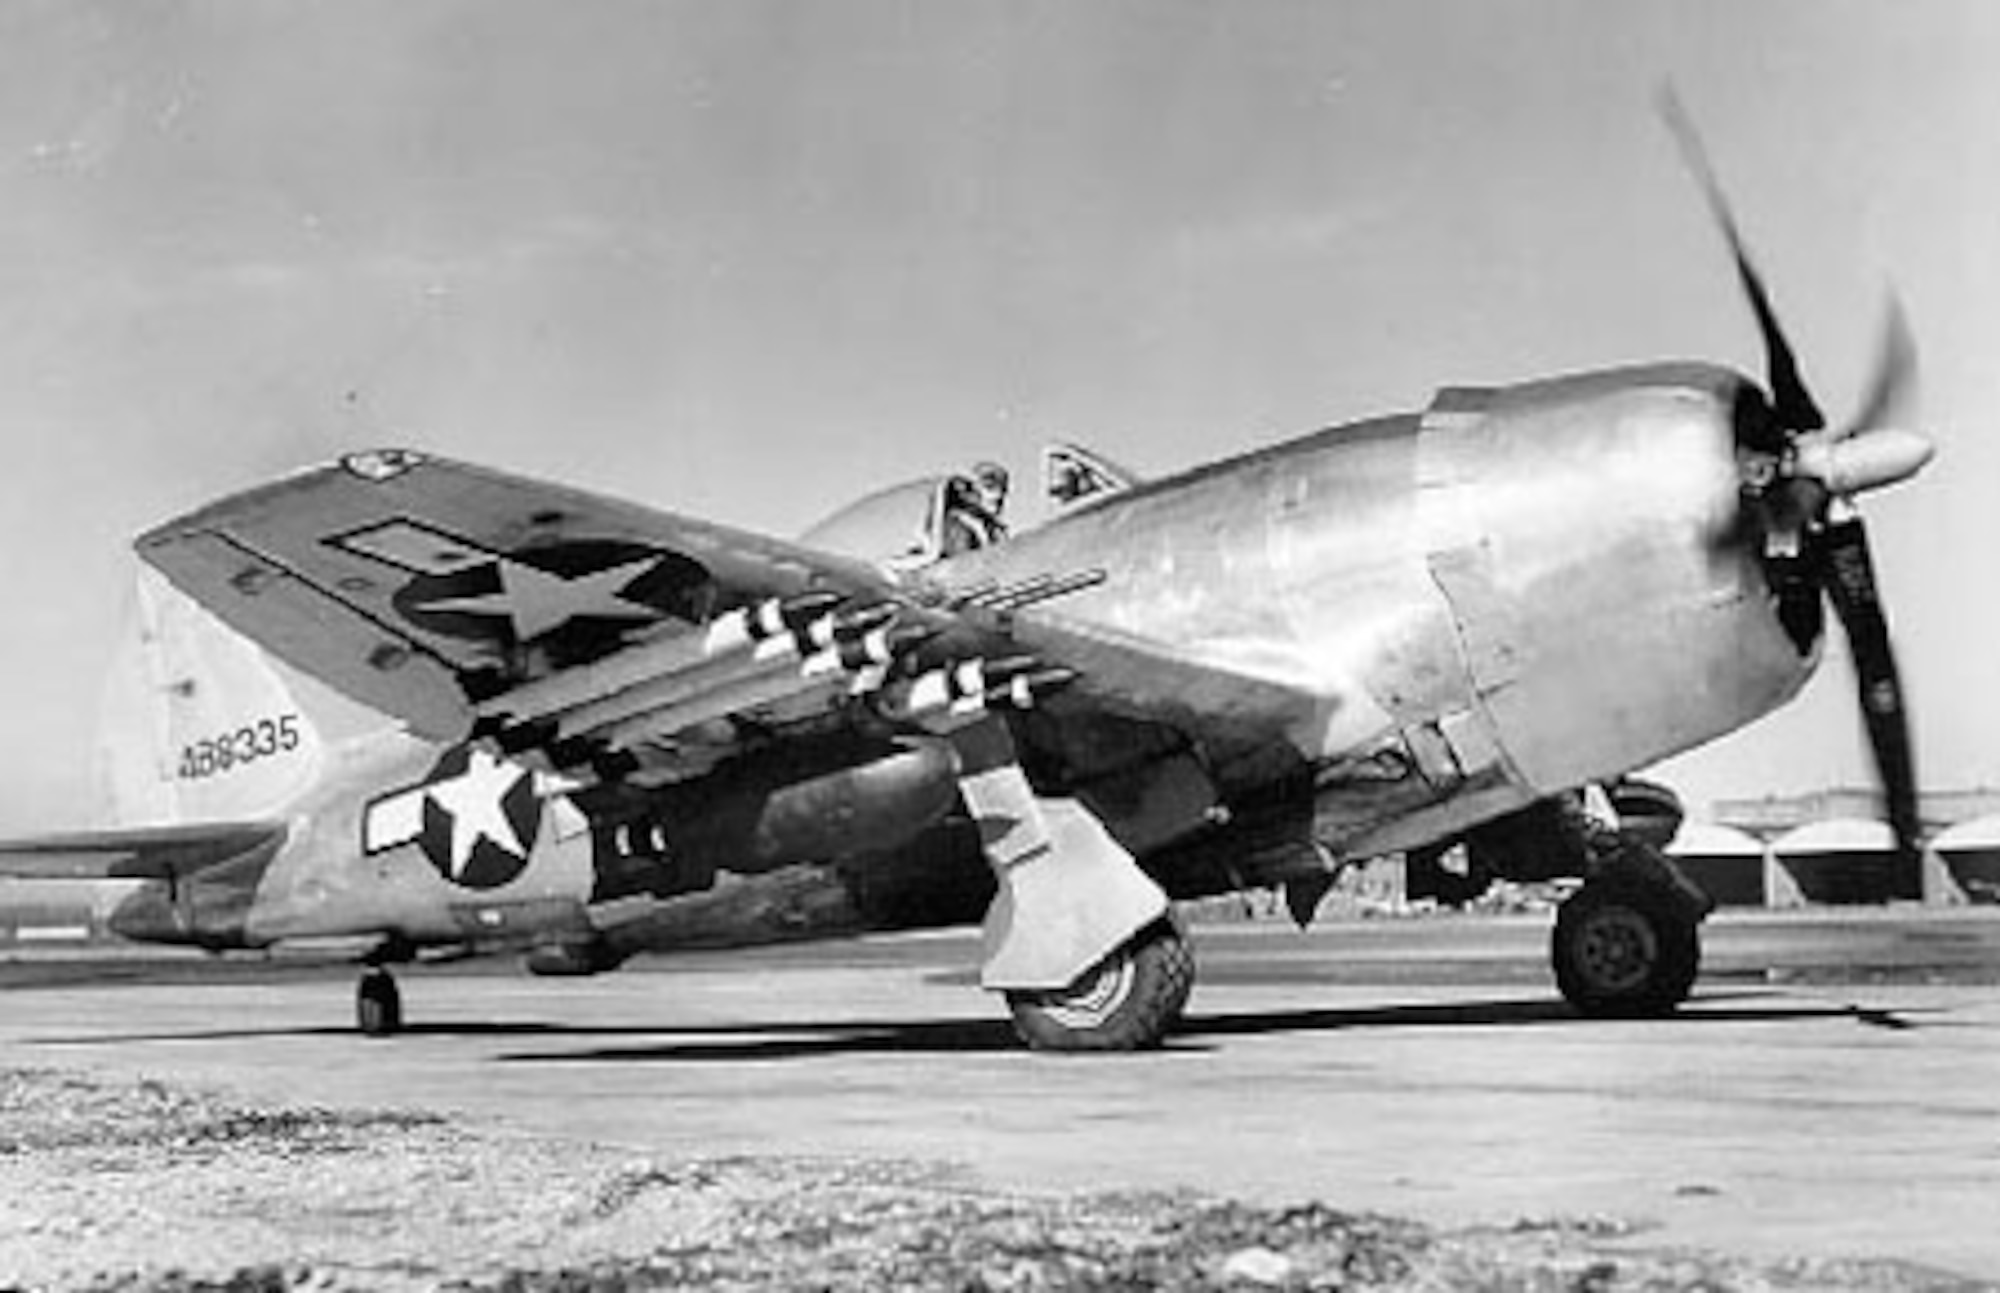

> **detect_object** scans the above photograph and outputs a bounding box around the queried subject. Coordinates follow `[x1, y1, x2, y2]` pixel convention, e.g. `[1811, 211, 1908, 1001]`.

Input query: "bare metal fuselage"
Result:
[949, 361, 1812, 857]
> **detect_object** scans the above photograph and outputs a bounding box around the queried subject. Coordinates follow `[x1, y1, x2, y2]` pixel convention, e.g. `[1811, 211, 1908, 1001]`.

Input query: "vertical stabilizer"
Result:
[95, 567, 325, 826]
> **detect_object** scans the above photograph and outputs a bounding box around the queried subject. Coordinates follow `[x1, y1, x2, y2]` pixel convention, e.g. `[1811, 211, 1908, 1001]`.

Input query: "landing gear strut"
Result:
[1551, 852, 1705, 1018]
[356, 967, 404, 1037]
[1004, 917, 1194, 1052]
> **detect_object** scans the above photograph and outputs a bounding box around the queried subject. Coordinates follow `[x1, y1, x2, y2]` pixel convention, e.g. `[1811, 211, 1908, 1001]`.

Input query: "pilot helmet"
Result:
[970, 460, 1010, 512]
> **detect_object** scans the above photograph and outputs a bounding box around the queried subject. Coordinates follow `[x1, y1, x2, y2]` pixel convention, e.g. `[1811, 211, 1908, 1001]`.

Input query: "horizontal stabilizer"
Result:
[0, 822, 287, 882]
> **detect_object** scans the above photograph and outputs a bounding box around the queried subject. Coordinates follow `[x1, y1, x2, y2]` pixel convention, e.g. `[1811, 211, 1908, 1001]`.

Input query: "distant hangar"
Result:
[1678, 788, 2000, 907]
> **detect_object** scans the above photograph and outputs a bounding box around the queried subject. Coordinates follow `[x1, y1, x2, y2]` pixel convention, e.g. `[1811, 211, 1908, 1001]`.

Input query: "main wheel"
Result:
[1551, 876, 1700, 1018]
[357, 968, 404, 1037]
[1004, 917, 1194, 1052]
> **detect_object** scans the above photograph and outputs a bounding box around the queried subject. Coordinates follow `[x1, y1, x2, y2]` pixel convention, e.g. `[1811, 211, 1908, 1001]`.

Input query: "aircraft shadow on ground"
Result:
[29, 992, 1929, 1057]
[501, 993, 1933, 1063]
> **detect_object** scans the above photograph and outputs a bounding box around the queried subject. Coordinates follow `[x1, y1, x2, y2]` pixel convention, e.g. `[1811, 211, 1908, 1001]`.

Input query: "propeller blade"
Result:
[1658, 87, 1826, 435]
[1815, 515, 1921, 863]
[1839, 294, 1918, 440]
[1659, 94, 1927, 866]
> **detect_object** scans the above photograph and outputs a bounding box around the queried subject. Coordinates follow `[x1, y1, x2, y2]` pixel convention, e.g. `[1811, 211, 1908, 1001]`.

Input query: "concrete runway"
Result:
[6, 911, 2000, 1280]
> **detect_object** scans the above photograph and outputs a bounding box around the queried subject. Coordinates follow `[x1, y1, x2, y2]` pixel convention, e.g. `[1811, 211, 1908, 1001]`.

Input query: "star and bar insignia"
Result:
[332, 520, 712, 661]
[363, 744, 586, 890]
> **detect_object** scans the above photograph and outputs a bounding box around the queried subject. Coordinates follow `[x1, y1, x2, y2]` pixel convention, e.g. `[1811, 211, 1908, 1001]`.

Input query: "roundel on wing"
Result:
[413, 745, 545, 890]
[391, 540, 711, 663]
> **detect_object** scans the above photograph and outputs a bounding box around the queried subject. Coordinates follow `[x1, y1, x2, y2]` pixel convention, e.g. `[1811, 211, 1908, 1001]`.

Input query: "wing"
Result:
[136, 450, 909, 747]
[0, 822, 287, 881]
[137, 450, 1315, 792]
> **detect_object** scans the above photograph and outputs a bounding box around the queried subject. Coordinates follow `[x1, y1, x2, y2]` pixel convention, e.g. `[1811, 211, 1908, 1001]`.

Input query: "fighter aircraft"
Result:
[0, 106, 1937, 1050]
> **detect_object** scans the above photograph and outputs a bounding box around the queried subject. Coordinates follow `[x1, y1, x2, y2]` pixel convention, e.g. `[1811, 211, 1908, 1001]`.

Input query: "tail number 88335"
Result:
[176, 714, 303, 781]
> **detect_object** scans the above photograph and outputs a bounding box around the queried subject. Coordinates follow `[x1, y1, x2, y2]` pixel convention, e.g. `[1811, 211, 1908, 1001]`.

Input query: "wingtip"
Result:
[339, 448, 427, 482]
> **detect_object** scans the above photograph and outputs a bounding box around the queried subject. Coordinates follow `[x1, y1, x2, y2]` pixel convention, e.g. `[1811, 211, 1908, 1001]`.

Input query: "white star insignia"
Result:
[419, 555, 666, 641]
[424, 748, 532, 879]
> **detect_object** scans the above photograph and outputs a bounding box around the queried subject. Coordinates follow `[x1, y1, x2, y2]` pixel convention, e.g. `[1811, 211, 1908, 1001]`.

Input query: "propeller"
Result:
[1659, 88, 1934, 863]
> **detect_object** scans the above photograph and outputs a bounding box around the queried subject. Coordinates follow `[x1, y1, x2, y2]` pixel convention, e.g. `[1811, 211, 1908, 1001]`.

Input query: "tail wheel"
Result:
[1552, 877, 1701, 1018]
[357, 968, 404, 1037]
[1004, 917, 1194, 1053]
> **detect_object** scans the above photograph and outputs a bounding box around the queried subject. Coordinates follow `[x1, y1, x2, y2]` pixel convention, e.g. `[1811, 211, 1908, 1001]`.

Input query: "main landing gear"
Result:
[1004, 917, 1194, 1052]
[1550, 847, 1708, 1018]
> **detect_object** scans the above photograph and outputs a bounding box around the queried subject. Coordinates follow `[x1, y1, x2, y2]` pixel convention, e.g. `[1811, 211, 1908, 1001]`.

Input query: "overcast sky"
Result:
[2, 1, 1996, 830]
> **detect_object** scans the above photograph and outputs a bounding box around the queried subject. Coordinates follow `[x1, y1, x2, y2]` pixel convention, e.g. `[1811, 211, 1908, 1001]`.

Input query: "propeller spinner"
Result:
[1660, 88, 1934, 863]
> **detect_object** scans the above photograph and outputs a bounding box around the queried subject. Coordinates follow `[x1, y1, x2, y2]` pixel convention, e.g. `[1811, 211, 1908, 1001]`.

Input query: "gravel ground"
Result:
[0, 1067, 1983, 1292]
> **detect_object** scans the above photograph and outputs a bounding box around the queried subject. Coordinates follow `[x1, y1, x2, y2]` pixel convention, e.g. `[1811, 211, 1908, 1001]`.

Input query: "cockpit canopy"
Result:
[800, 475, 1001, 572]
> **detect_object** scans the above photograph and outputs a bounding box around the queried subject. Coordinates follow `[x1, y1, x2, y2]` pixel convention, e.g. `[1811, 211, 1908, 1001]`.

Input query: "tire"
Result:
[1552, 877, 1701, 1018]
[357, 969, 404, 1038]
[1005, 918, 1194, 1053]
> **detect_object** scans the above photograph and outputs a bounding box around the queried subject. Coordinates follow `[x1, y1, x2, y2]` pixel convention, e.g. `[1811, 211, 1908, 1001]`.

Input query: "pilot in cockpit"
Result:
[940, 460, 1010, 555]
